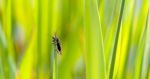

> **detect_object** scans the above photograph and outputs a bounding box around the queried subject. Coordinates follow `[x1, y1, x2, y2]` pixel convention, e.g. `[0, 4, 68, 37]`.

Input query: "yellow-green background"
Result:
[0, 0, 149, 79]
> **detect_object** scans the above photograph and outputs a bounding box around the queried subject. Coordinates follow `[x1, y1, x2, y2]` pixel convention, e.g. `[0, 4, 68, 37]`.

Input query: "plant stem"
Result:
[53, 46, 57, 79]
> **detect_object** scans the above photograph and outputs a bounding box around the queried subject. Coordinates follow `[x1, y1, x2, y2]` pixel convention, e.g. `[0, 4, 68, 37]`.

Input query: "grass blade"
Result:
[109, 0, 125, 78]
[52, 45, 58, 79]
[84, 0, 106, 78]
[134, 8, 149, 79]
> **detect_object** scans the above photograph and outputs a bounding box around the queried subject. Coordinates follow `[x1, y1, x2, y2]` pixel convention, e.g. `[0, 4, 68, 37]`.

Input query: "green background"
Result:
[0, 0, 150, 79]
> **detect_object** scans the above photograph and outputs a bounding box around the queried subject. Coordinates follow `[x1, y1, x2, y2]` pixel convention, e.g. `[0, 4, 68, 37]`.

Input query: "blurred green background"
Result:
[0, 0, 150, 79]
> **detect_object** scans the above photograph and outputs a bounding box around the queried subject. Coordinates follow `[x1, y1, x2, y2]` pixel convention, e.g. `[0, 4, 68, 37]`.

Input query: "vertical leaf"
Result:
[109, 0, 125, 78]
[84, 0, 106, 79]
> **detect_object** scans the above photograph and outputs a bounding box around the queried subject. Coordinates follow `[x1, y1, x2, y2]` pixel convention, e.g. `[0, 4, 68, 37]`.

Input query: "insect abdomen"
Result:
[57, 42, 61, 53]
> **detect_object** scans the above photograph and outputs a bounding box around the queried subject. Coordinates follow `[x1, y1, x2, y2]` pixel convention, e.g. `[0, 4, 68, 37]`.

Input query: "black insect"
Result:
[52, 35, 61, 55]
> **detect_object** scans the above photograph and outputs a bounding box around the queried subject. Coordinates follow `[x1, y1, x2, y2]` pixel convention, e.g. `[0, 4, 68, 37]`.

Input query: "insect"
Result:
[52, 35, 62, 55]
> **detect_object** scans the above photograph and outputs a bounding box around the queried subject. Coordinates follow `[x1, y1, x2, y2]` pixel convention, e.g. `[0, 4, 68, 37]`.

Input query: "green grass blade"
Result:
[109, 0, 125, 78]
[84, 0, 106, 78]
[3, 0, 16, 78]
[121, 0, 136, 78]
[35, 0, 42, 78]
[134, 8, 149, 79]
[20, 35, 35, 79]
[52, 46, 57, 79]
[0, 26, 5, 79]
[141, 8, 149, 79]
[96, 1, 107, 78]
